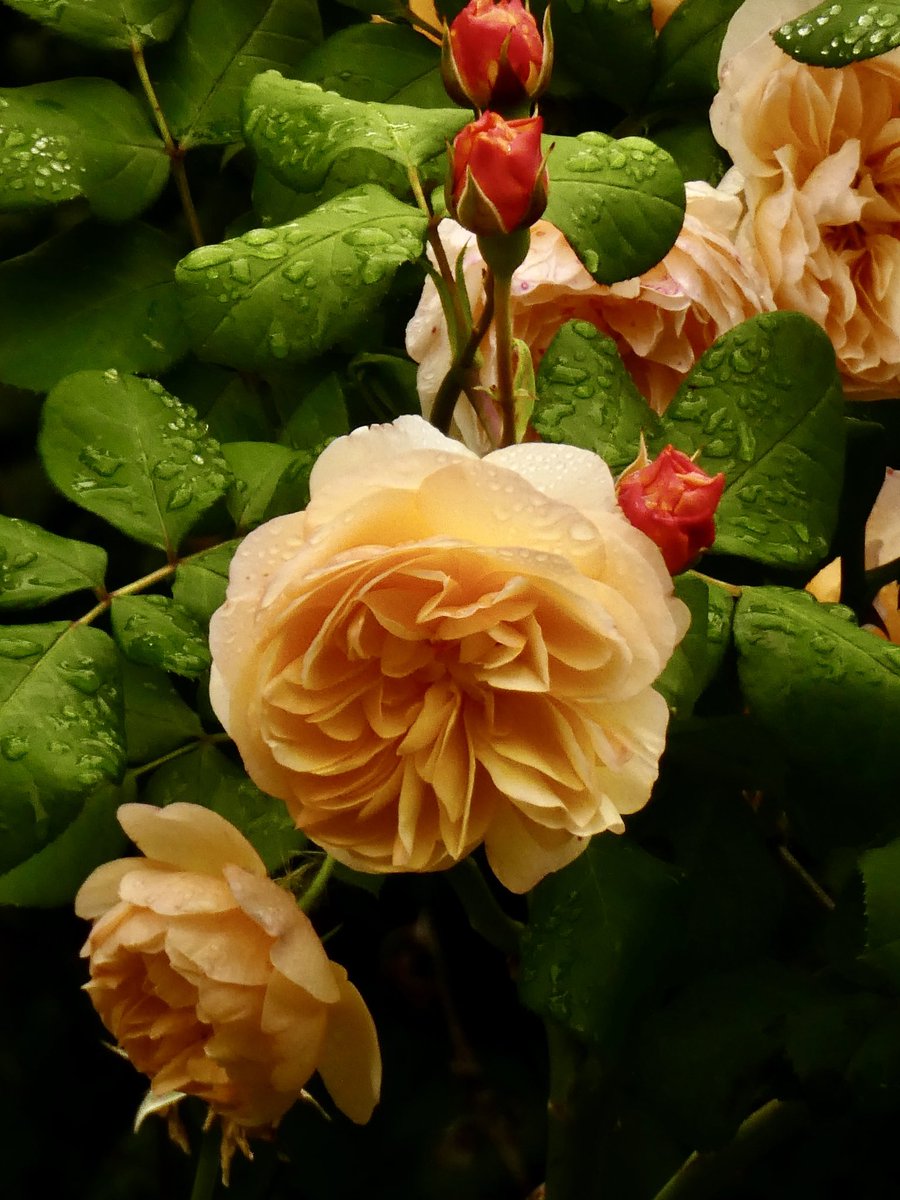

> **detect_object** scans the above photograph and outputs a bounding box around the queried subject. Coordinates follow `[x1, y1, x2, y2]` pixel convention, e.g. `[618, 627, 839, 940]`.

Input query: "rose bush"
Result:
[76, 803, 381, 1136]
[208, 416, 688, 894]
[711, 0, 900, 398]
[407, 184, 773, 451]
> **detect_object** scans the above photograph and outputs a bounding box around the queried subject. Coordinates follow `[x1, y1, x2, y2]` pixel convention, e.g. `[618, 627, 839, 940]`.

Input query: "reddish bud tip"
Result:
[441, 0, 549, 112]
[446, 111, 548, 236]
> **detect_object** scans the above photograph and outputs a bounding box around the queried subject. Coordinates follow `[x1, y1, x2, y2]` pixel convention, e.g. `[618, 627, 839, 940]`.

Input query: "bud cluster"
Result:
[441, 1, 552, 238]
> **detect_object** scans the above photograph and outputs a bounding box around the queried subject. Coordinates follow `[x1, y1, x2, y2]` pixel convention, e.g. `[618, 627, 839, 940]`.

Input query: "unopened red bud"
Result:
[442, 0, 551, 113]
[617, 444, 725, 574]
[446, 111, 548, 237]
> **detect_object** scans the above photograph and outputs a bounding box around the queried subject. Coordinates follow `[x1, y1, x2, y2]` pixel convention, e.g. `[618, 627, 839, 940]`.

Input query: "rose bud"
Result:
[617, 443, 725, 574]
[441, 0, 552, 112]
[446, 111, 548, 237]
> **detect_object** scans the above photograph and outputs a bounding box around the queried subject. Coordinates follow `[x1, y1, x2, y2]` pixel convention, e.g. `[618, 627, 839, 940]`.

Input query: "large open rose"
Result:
[209, 417, 688, 894]
[76, 803, 380, 1135]
[407, 186, 772, 451]
[711, 0, 900, 398]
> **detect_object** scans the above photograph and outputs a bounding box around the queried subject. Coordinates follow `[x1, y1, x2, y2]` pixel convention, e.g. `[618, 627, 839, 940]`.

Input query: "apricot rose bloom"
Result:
[208, 417, 689, 894]
[711, 0, 900, 398]
[75, 803, 380, 1133]
[406, 189, 772, 451]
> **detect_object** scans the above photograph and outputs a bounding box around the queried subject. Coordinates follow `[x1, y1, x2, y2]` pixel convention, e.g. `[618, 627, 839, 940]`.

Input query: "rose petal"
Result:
[316, 970, 382, 1124]
[117, 803, 266, 878]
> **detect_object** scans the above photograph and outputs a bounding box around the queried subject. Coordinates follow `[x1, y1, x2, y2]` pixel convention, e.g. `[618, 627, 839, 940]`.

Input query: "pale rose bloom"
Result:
[209, 416, 689, 894]
[76, 803, 380, 1136]
[807, 467, 900, 641]
[711, 0, 900, 398]
[406, 193, 772, 452]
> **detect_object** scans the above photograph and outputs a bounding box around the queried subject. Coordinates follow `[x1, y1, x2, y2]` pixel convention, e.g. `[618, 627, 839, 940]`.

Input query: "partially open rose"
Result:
[209, 417, 688, 894]
[76, 803, 380, 1137]
[407, 186, 772, 451]
[711, 0, 900, 398]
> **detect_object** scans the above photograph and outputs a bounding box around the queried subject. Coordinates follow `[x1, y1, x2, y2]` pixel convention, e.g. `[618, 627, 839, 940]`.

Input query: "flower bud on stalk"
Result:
[441, 0, 552, 113]
[617, 443, 725, 574]
[446, 111, 548, 238]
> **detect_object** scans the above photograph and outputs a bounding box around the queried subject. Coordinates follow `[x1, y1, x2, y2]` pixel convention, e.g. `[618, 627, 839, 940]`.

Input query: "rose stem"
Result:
[445, 858, 522, 957]
[189, 1122, 222, 1200]
[297, 854, 335, 913]
[407, 166, 469, 346]
[131, 39, 205, 249]
[543, 1020, 608, 1200]
[491, 267, 516, 447]
[430, 273, 496, 435]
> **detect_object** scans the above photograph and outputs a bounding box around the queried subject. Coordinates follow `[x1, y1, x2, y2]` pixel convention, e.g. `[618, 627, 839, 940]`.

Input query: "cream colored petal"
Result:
[718, 0, 812, 76]
[75, 857, 139, 920]
[118, 868, 239, 916]
[486, 442, 617, 525]
[165, 916, 272, 986]
[316, 972, 381, 1124]
[866, 467, 900, 568]
[482, 805, 590, 894]
[806, 557, 842, 604]
[117, 803, 266, 878]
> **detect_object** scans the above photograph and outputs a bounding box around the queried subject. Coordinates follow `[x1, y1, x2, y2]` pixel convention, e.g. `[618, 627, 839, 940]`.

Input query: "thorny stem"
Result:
[431, 270, 496, 435]
[131, 39, 204, 248]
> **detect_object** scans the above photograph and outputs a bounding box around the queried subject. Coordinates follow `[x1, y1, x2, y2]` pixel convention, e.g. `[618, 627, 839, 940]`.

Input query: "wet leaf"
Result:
[297, 22, 449, 107]
[110, 594, 211, 678]
[551, 0, 656, 111]
[173, 540, 239, 627]
[773, 0, 900, 67]
[1, 0, 186, 49]
[121, 659, 203, 764]
[0, 517, 107, 609]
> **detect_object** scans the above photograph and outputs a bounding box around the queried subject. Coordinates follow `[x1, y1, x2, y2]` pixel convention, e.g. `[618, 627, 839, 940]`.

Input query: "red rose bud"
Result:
[442, 0, 552, 112]
[447, 111, 548, 236]
[617, 445, 726, 574]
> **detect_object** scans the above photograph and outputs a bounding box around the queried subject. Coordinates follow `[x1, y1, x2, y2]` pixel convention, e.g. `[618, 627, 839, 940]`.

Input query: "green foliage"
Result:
[110, 594, 211, 676]
[649, 0, 744, 105]
[175, 185, 427, 371]
[0, 517, 106, 609]
[543, 132, 686, 284]
[0, 79, 168, 217]
[860, 837, 900, 988]
[223, 440, 311, 529]
[550, 0, 656, 111]
[172, 540, 239, 626]
[0, 224, 190, 391]
[654, 573, 735, 718]
[39, 370, 231, 553]
[297, 22, 448, 107]
[153, 0, 323, 148]
[2, 0, 186, 49]
[773, 0, 900, 66]
[734, 587, 900, 791]
[120, 659, 203, 764]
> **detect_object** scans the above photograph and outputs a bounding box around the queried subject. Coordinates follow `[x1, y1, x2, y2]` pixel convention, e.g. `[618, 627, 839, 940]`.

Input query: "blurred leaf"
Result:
[176, 185, 427, 371]
[222, 441, 309, 529]
[172, 540, 239, 627]
[860, 837, 900, 988]
[0, 78, 168, 219]
[773, 0, 900, 66]
[143, 742, 305, 871]
[162, 362, 273, 443]
[734, 587, 900, 790]
[786, 987, 886, 1082]
[110, 594, 211, 677]
[121, 659, 203, 764]
[655, 573, 735, 718]
[298, 22, 448, 107]
[345, 354, 420, 422]
[657, 312, 845, 568]
[533, 320, 662, 473]
[649, 0, 744, 105]
[0, 777, 131, 907]
[0, 517, 107, 609]
[0, 223, 190, 392]
[519, 836, 680, 1048]
[153, 0, 323, 148]
[280, 369, 349, 450]
[1, 0, 186, 49]
[650, 119, 730, 187]
[550, 0, 656, 110]
[846, 1011, 900, 1110]
[242, 71, 467, 192]
[39, 371, 231, 553]
[0, 622, 124, 874]
[543, 133, 686, 284]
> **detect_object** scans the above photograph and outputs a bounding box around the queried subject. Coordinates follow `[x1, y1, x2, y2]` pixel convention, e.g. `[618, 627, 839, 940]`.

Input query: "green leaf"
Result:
[222, 442, 310, 530]
[1, 0, 186, 49]
[649, 119, 729, 188]
[773, 1, 900, 66]
[0, 223, 190, 392]
[0, 778, 131, 907]
[297, 22, 449, 107]
[111, 594, 211, 677]
[153, 0, 323, 148]
[519, 836, 680, 1048]
[654, 573, 734, 718]
[345, 354, 421, 422]
[649, 0, 744, 105]
[543, 133, 686, 284]
[0, 622, 124, 874]
[0, 79, 168, 219]
[280, 369, 349, 450]
[242, 71, 468, 193]
[39, 371, 231, 553]
[734, 586, 900, 791]
[549, 0, 656, 110]
[172, 540, 239, 627]
[121, 659, 203, 764]
[533, 320, 662, 473]
[786, 988, 886, 1081]
[163, 362, 274, 443]
[657, 312, 845, 568]
[860, 837, 900, 988]
[0, 516, 107, 609]
[176, 185, 427, 372]
[143, 743, 306, 871]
